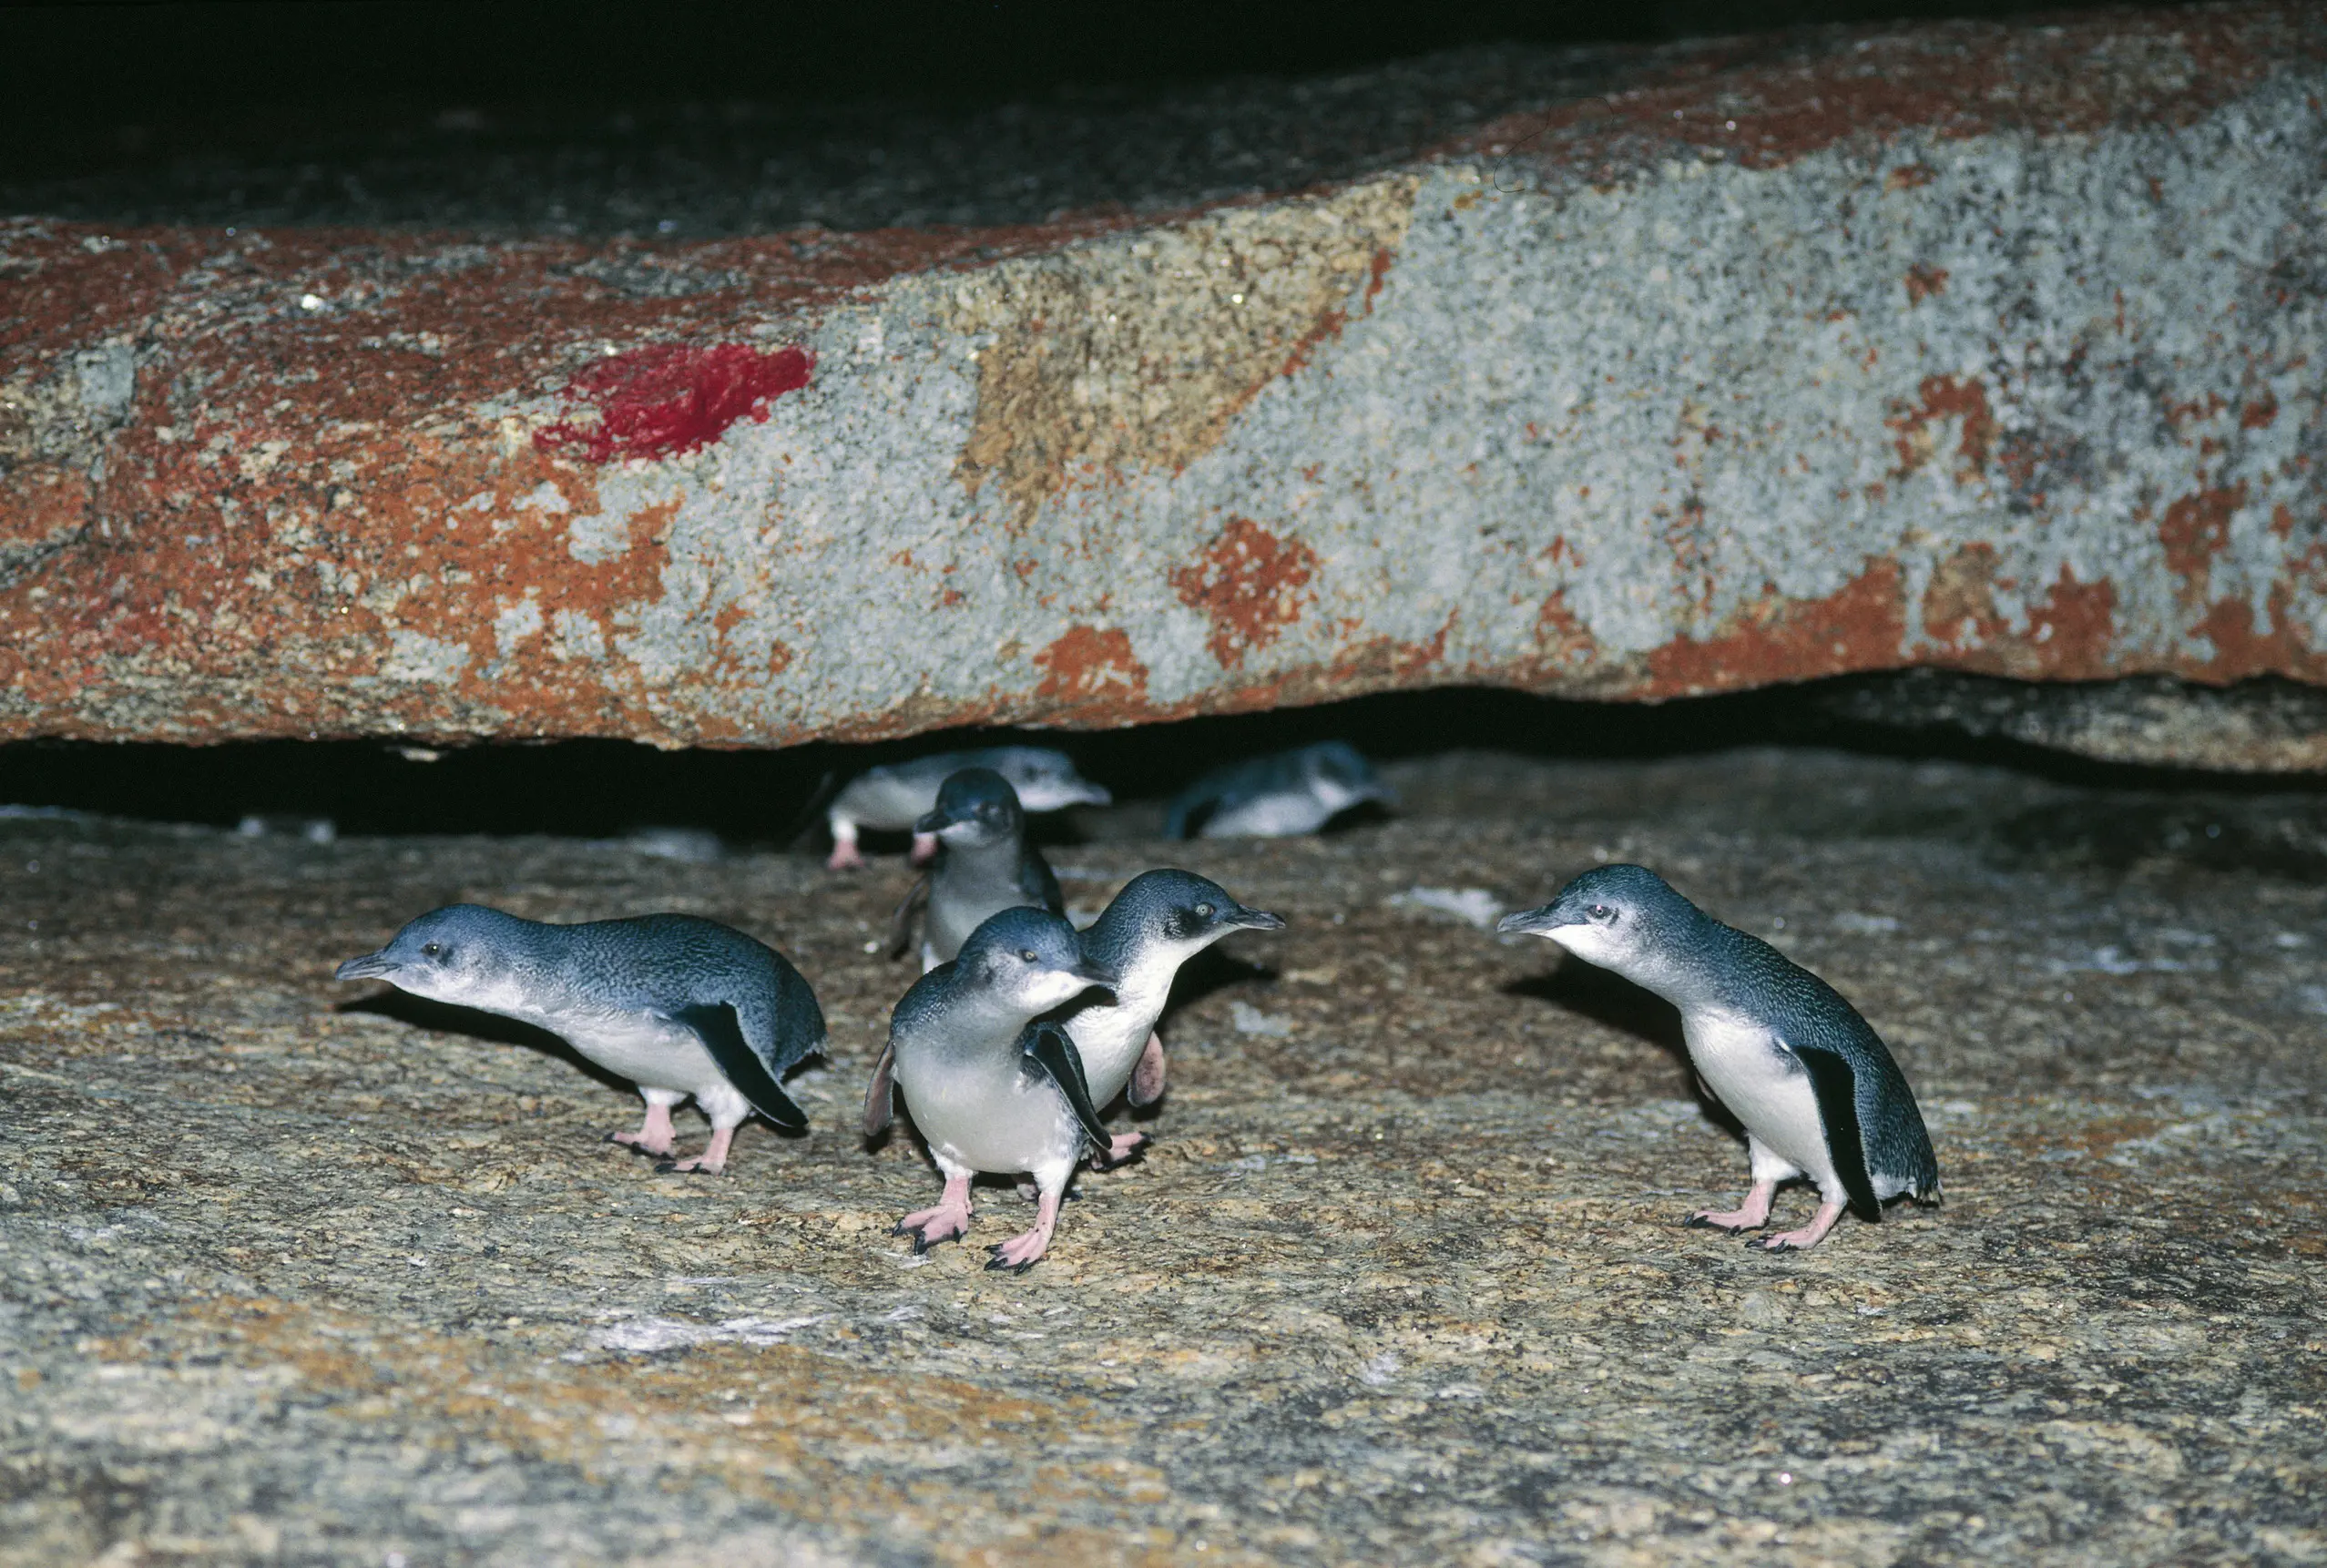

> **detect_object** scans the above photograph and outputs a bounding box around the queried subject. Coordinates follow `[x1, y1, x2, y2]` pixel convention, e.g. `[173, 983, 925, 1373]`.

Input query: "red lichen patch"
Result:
[1889, 375, 1995, 480]
[1646, 559, 1907, 697]
[1885, 163, 1937, 191]
[1168, 516, 1321, 670]
[2241, 392, 2281, 430]
[2159, 482, 2249, 593]
[1903, 264, 1950, 305]
[1032, 625, 1149, 720]
[535, 343, 813, 463]
[1922, 542, 2011, 651]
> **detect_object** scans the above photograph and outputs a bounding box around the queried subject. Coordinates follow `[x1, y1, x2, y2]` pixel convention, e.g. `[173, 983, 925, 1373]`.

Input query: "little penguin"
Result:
[335, 905, 825, 1175]
[1062, 869, 1286, 1167]
[862, 906, 1117, 1273]
[886, 768, 1065, 972]
[1166, 740, 1396, 840]
[824, 746, 1109, 870]
[1497, 865, 1939, 1251]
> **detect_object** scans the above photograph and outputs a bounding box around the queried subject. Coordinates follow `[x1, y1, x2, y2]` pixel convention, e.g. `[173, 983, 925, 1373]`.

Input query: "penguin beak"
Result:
[1072, 782, 1114, 806]
[1495, 904, 1570, 937]
[1069, 959, 1119, 991]
[913, 807, 954, 835]
[334, 950, 395, 981]
[1230, 905, 1288, 932]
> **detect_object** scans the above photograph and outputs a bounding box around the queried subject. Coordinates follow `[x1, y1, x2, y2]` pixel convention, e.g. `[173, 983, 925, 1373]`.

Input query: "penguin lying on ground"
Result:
[336, 905, 824, 1174]
[864, 907, 1115, 1273]
[885, 769, 1065, 972]
[824, 747, 1109, 870]
[1497, 864, 1939, 1251]
[1166, 740, 1395, 840]
[1062, 870, 1286, 1167]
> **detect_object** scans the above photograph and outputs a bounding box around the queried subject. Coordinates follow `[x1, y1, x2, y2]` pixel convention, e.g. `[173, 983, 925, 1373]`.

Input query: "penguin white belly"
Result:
[900, 1057, 1082, 1177]
[557, 1014, 730, 1102]
[1682, 1011, 1841, 1195]
[1066, 976, 1169, 1105]
[831, 773, 933, 833]
[1201, 793, 1331, 838]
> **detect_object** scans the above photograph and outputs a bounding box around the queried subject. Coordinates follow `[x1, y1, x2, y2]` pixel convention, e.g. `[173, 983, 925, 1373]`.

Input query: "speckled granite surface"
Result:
[3, 747, 2322, 1565]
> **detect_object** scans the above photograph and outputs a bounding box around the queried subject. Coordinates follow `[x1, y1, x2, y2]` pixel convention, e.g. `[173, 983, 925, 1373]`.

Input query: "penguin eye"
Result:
[1587, 904, 1615, 922]
[1194, 902, 1214, 919]
[421, 942, 444, 957]
[1019, 949, 1038, 963]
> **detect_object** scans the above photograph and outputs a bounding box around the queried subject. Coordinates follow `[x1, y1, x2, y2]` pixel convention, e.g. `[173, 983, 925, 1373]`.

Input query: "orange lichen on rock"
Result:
[1168, 516, 1321, 670]
[1646, 559, 1909, 697]
[2159, 482, 2249, 592]
[1032, 625, 1149, 721]
[1889, 375, 1995, 480]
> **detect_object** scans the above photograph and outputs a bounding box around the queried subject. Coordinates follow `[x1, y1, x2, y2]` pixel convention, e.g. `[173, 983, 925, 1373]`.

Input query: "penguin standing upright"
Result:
[887, 768, 1064, 972]
[1061, 870, 1285, 1166]
[1498, 865, 1939, 1251]
[864, 907, 1116, 1273]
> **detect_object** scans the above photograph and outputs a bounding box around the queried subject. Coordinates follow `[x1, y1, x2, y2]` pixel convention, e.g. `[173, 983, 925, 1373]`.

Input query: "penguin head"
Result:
[335, 903, 527, 1003]
[915, 767, 1026, 848]
[1302, 741, 1398, 814]
[1495, 864, 1700, 973]
[1005, 749, 1113, 811]
[1103, 869, 1286, 955]
[957, 906, 1118, 1014]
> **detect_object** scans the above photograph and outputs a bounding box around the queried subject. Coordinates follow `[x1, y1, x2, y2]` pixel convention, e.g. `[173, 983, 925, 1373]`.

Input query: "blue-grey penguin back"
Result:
[568, 913, 828, 1075]
[1709, 928, 1941, 1205]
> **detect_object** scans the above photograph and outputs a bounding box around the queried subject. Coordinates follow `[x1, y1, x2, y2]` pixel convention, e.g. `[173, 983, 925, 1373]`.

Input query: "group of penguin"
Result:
[336, 741, 1941, 1274]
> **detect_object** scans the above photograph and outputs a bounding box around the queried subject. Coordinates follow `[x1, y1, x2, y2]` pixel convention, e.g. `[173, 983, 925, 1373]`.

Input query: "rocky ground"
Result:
[2, 744, 2323, 1566]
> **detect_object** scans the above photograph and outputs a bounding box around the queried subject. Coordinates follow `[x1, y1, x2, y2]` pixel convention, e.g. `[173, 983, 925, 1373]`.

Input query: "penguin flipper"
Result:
[1786, 1038, 1881, 1222]
[1023, 1021, 1108, 1154]
[883, 875, 929, 962]
[862, 1041, 896, 1138]
[1026, 849, 1065, 916]
[672, 1003, 809, 1133]
[1127, 1030, 1167, 1107]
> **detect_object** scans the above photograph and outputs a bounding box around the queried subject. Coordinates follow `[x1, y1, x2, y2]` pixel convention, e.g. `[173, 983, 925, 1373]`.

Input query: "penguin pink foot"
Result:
[1750, 1202, 1846, 1252]
[987, 1189, 1061, 1274]
[1093, 1131, 1148, 1170]
[825, 828, 864, 871]
[909, 831, 940, 865]
[1685, 1179, 1776, 1233]
[895, 1175, 974, 1252]
[658, 1125, 735, 1176]
[609, 1102, 679, 1158]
